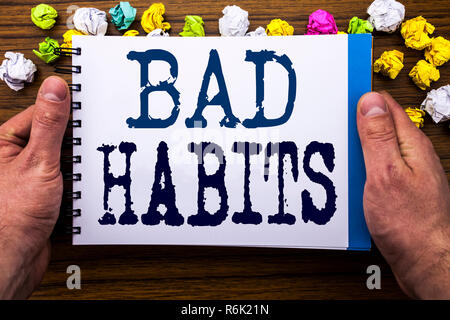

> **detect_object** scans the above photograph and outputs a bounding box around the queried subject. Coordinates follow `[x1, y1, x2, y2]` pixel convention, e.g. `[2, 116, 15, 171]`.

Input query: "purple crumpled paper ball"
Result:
[306, 9, 338, 35]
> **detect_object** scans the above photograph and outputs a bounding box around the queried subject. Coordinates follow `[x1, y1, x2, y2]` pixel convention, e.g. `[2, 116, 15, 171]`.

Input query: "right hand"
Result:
[356, 91, 450, 299]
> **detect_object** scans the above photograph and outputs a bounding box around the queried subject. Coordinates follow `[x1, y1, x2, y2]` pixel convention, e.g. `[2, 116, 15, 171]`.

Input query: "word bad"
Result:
[126, 49, 296, 129]
[96, 140, 337, 227]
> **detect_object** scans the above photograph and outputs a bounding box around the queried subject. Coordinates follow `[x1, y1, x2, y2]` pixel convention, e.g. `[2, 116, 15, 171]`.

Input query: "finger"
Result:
[379, 91, 441, 168]
[357, 92, 407, 178]
[22, 76, 70, 168]
[0, 105, 35, 147]
[379, 91, 421, 137]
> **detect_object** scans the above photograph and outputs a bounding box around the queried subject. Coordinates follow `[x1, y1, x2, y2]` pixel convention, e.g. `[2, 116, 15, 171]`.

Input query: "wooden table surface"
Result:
[0, 0, 449, 299]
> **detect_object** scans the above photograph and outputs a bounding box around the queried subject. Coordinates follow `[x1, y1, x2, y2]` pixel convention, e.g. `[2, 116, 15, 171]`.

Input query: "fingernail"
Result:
[360, 92, 387, 117]
[40, 77, 67, 102]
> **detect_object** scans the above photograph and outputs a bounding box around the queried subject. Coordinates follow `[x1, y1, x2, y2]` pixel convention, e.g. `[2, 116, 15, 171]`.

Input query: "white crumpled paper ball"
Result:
[147, 29, 169, 37]
[0, 52, 37, 91]
[74, 8, 108, 36]
[245, 26, 267, 37]
[367, 0, 405, 33]
[420, 84, 450, 123]
[219, 5, 250, 36]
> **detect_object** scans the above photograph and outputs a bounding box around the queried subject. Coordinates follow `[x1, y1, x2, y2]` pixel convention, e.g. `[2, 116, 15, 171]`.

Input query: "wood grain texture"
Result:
[0, 0, 448, 299]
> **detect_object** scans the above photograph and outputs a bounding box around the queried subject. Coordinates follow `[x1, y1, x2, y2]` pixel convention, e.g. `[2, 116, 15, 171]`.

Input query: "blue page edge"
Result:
[348, 34, 372, 251]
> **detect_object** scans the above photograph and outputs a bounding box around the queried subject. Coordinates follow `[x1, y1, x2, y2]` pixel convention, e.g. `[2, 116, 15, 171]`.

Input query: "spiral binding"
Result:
[65, 191, 81, 199]
[63, 173, 82, 181]
[65, 208, 81, 217]
[54, 65, 81, 74]
[71, 102, 81, 110]
[68, 120, 82, 128]
[62, 155, 81, 164]
[54, 47, 81, 57]
[69, 83, 81, 92]
[56, 47, 83, 235]
[65, 226, 81, 235]
[63, 137, 81, 145]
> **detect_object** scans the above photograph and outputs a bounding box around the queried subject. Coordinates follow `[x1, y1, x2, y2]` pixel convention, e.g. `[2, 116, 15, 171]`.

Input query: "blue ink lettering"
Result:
[232, 142, 263, 225]
[187, 142, 229, 226]
[302, 141, 337, 225]
[243, 50, 297, 128]
[97, 142, 138, 225]
[141, 141, 184, 226]
[185, 49, 240, 128]
[126, 49, 180, 128]
[264, 142, 299, 225]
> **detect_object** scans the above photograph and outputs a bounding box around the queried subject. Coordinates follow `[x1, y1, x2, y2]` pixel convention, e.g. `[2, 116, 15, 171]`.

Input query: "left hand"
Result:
[0, 76, 70, 299]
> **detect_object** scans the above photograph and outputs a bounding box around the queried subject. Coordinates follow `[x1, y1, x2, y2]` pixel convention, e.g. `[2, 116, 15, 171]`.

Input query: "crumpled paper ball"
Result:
[61, 29, 86, 48]
[109, 2, 137, 30]
[348, 17, 374, 34]
[409, 59, 440, 90]
[266, 19, 294, 36]
[367, 0, 405, 33]
[219, 5, 250, 36]
[179, 15, 205, 37]
[33, 37, 60, 64]
[74, 8, 108, 36]
[0, 52, 37, 91]
[405, 107, 426, 128]
[147, 29, 169, 37]
[401, 16, 435, 50]
[141, 3, 171, 33]
[123, 30, 139, 36]
[306, 9, 338, 35]
[420, 84, 450, 123]
[31, 4, 58, 30]
[424, 36, 450, 67]
[373, 50, 404, 79]
[246, 26, 267, 37]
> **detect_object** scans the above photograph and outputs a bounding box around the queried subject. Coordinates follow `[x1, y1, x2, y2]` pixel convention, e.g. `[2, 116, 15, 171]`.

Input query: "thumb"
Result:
[356, 92, 405, 178]
[22, 76, 70, 169]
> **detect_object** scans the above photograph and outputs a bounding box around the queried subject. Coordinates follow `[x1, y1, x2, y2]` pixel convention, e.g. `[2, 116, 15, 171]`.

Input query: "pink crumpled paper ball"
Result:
[306, 9, 338, 35]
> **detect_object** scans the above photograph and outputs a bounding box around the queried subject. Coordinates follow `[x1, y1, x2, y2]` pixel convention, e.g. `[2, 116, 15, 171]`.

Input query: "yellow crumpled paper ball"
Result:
[123, 30, 139, 36]
[61, 29, 86, 48]
[141, 3, 171, 33]
[373, 50, 404, 79]
[409, 60, 440, 90]
[424, 36, 450, 67]
[400, 16, 435, 50]
[266, 19, 294, 36]
[405, 107, 426, 128]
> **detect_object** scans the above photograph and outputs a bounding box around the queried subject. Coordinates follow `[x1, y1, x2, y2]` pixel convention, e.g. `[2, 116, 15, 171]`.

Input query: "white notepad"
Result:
[71, 34, 372, 250]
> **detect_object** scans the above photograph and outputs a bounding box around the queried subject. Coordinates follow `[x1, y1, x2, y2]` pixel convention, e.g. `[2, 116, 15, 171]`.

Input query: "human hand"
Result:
[357, 91, 450, 299]
[0, 76, 70, 299]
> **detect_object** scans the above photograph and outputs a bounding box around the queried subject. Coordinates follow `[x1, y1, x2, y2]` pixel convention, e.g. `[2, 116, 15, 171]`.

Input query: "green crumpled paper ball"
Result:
[109, 2, 137, 30]
[347, 17, 373, 34]
[33, 37, 60, 64]
[179, 15, 205, 37]
[31, 4, 58, 30]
